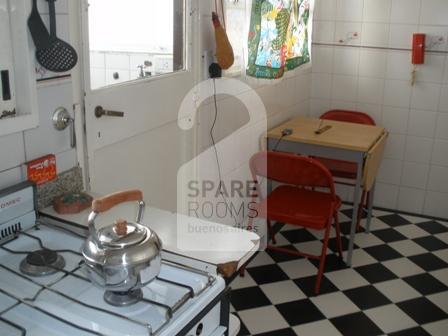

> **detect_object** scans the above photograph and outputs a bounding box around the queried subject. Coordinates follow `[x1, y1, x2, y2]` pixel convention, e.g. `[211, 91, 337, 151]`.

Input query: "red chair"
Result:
[318, 110, 376, 230]
[247, 151, 343, 294]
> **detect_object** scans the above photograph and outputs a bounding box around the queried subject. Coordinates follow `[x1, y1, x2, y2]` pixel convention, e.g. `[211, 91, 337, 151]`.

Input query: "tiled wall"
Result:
[0, 0, 77, 190]
[311, 0, 448, 218]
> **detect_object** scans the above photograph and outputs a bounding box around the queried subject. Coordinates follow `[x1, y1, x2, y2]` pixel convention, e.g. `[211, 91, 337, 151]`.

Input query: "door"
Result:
[80, 0, 200, 210]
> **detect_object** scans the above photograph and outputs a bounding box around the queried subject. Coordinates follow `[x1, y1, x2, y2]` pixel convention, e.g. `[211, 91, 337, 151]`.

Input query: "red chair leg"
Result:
[239, 263, 246, 277]
[334, 213, 344, 258]
[356, 190, 367, 231]
[267, 219, 277, 244]
[314, 224, 332, 294]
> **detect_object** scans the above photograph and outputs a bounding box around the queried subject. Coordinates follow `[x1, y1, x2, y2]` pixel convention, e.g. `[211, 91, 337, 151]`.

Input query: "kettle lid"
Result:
[97, 219, 147, 248]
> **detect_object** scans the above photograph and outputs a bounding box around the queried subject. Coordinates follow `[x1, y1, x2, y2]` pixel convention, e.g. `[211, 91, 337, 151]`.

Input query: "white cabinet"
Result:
[0, 0, 38, 136]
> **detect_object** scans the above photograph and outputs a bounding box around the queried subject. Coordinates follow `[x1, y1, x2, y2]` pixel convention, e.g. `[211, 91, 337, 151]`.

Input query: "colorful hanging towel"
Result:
[247, 0, 311, 79]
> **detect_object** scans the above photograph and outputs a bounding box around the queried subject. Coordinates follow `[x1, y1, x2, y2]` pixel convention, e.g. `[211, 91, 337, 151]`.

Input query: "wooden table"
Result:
[267, 116, 388, 266]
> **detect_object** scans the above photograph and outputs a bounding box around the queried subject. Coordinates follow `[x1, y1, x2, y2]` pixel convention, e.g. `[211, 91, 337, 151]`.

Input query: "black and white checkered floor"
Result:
[230, 206, 448, 336]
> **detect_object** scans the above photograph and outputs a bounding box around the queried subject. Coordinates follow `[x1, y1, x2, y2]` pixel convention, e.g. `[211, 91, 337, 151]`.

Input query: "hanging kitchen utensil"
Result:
[212, 11, 234, 70]
[28, 0, 52, 50]
[35, 0, 78, 72]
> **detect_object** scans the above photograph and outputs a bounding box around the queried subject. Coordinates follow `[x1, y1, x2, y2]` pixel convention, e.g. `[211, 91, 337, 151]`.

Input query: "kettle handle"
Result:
[88, 190, 145, 246]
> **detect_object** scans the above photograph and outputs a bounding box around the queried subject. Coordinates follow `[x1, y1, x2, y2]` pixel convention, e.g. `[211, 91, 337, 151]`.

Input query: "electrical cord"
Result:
[272, 128, 293, 151]
[210, 78, 240, 227]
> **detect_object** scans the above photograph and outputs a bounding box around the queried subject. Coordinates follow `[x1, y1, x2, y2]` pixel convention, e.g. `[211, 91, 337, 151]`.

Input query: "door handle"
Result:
[95, 106, 125, 118]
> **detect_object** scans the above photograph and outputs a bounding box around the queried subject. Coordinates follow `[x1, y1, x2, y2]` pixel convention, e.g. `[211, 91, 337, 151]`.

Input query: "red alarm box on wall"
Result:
[412, 33, 425, 65]
[26, 154, 57, 185]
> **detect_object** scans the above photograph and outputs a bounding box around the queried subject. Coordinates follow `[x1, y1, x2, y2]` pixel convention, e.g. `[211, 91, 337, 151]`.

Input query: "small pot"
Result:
[82, 190, 162, 294]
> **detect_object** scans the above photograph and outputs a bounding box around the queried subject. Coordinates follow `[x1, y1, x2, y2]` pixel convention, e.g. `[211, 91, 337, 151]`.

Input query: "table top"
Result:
[267, 116, 386, 152]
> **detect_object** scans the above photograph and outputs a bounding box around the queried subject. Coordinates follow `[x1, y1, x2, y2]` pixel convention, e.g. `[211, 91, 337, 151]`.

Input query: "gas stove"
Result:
[0, 182, 230, 336]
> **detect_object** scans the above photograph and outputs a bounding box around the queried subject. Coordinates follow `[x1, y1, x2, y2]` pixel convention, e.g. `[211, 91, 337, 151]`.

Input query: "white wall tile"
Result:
[435, 113, 448, 139]
[332, 75, 358, 101]
[382, 106, 409, 134]
[401, 162, 429, 189]
[312, 46, 334, 73]
[358, 77, 384, 105]
[439, 85, 448, 112]
[363, 0, 392, 23]
[411, 83, 441, 111]
[417, 55, 445, 83]
[420, 0, 448, 26]
[384, 134, 406, 159]
[0, 133, 25, 172]
[378, 159, 403, 184]
[383, 80, 412, 107]
[309, 99, 331, 117]
[386, 51, 413, 80]
[0, 167, 24, 190]
[336, 0, 364, 22]
[90, 52, 105, 68]
[356, 102, 383, 124]
[312, 73, 332, 99]
[313, 21, 336, 43]
[427, 165, 448, 193]
[375, 183, 399, 208]
[424, 191, 448, 218]
[419, 26, 448, 52]
[56, 149, 77, 174]
[390, 0, 421, 24]
[443, 58, 448, 84]
[407, 109, 437, 137]
[335, 22, 362, 45]
[404, 136, 433, 163]
[105, 54, 130, 70]
[331, 100, 358, 111]
[397, 187, 426, 213]
[362, 23, 390, 47]
[431, 139, 448, 166]
[359, 49, 387, 78]
[314, 0, 337, 21]
[333, 47, 360, 75]
[389, 24, 417, 49]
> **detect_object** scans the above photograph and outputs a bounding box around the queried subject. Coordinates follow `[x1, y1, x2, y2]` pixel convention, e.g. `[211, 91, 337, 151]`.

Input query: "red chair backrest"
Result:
[320, 110, 376, 126]
[250, 151, 337, 195]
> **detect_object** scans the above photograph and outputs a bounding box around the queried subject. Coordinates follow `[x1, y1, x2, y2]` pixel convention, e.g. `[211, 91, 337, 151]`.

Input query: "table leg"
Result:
[346, 157, 363, 266]
[365, 182, 376, 233]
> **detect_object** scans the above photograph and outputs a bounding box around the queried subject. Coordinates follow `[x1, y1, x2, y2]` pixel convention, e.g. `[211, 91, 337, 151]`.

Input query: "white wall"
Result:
[0, 0, 76, 190]
[311, 0, 448, 218]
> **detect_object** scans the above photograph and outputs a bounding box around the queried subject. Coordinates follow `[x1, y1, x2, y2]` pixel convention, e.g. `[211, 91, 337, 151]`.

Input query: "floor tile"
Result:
[436, 232, 448, 244]
[259, 280, 306, 305]
[341, 208, 368, 220]
[395, 225, 431, 239]
[253, 327, 297, 336]
[246, 251, 276, 268]
[340, 221, 366, 235]
[277, 258, 317, 280]
[403, 273, 448, 296]
[374, 279, 421, 303]
[230, 272, 258, 290]
[427, 291, 448, 313]
[430, 268, 448, 285]
[234, 312, 250, 336]
[408, 253, 448, 272]
[343, 285, 392, 310]
[325, 268, 370, 291]
[397, 297, 448, 325]
[330, 312, 383, 336]
[353, 232, 385, 248]
[310, 292, 360, 318]
[355, 263, 398, 284]
[230, 286, 272, 311]
[389, 240, 428, 257]
[270, 232, 292, 246]
[377, 214, 411, 227]
[434, 249, 448, 263]
[266, 245, 303, 263]
[361, 217, 390, 231]
[413, 236, 448, 252]
[327, 236, 351, 254]
[365, 304, 418, 334]
[343, 248, 378, 267]
[422, 319, 448, 336]
[388, 327, 431, 336]
[238, 306, 289, 335]
[294, 240, 327, 256]
[309, 254, 348, 272]
[276, 299, 325, 326]
[247, 264, 290, 285]
[382, 258, 426, 278]
[373, 228, 408, 243]
[364, 244, 403, 261]
[416, 221, 448, 235]
[294, 275, 339, 297]
[293, 319, 343, 336]
[281, 229, 318, 244]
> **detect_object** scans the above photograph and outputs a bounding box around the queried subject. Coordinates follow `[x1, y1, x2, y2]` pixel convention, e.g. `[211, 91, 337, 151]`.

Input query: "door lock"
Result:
[95, 106, 125, 118]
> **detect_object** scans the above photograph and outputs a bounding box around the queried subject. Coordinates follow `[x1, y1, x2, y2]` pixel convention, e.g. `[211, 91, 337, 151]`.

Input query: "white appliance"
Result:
[0, 182, 230, 336]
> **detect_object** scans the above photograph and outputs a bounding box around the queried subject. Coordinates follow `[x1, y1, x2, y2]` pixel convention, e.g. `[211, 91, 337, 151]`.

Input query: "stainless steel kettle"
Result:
[81, 190, 162, 306]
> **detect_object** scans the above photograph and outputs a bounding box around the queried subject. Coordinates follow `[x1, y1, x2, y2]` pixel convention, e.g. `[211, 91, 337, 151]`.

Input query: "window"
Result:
[87, 0, 185, 90]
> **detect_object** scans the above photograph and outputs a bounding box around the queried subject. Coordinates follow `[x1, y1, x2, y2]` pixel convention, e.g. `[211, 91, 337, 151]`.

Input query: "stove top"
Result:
[0, 222, 226, 336]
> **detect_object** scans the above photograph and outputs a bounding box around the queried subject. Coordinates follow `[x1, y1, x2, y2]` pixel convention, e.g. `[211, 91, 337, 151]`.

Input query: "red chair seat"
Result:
[316, 158, 358, 179]
[256, 185, 342, 230]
